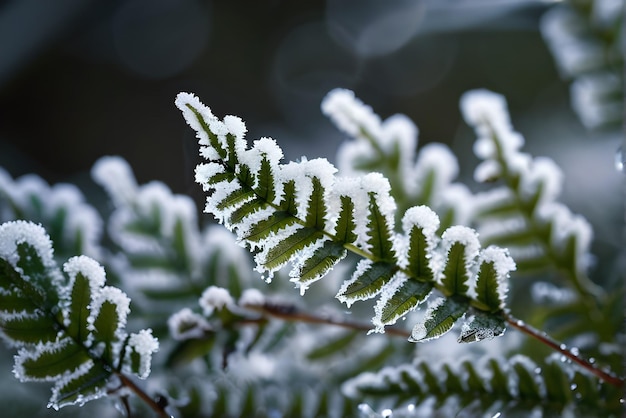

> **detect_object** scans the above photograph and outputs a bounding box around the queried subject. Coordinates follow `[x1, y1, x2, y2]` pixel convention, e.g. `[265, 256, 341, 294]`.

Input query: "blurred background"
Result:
[0, 0, 622, 260]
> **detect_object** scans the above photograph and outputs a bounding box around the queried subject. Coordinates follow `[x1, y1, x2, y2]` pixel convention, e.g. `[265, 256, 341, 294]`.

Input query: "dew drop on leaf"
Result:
[615, 146, 624, 172]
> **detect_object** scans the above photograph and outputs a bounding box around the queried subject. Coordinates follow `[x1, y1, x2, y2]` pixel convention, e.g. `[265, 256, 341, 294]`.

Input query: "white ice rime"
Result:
[0, 221, 58, 277]
[91, 156, 138, 208]
[126, 329, 159, 379]
[199, 286, 235, 316]
[477, 246, 516, 308]
[168, 308, 212, 341]
[322, 88, 382, 140]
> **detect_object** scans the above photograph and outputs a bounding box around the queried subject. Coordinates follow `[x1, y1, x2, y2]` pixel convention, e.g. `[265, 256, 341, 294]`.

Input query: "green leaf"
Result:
[440, 242, 471, 297]
[50, 362, 110, 409]
[304, 177, 327, 229]
[336, 261, 397, 306]
[255, 156, 276, 202]
[334, 195, 357, 244]
[278, 180, 298, 214]
[365, 193, 395, 261]
[18, 338, 90, 380]
[67, 272, 92, 344]
[375, 276, 432, 327]
[410, 297, 468, 342]
[406, 224, 434, 281]
[91, 299, 125, 365]
[292, 240, 346, 287]
[512, 358, 542, 401]
[243, 211, 296, 243]
[306, 331, 359, 361]
[262, 227, 324, 271]
[215, 186, 255, 211]
[229, 198, 267, 225]
[473, 260, 501, 312]
[458, 311, 505, 343]
[1, 313, 59, 345]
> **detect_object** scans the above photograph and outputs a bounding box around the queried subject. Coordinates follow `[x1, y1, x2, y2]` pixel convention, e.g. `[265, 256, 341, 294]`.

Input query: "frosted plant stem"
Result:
[504, 313, 624, 388]
[115, 372, 172, 418]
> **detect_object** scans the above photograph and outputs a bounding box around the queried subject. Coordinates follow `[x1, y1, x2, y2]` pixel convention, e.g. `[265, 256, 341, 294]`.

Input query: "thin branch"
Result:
[504, 312, 624, 388]
[115, 372, 172, 418]
[244, 302, 411, 338]
[243, 302, 624, 388]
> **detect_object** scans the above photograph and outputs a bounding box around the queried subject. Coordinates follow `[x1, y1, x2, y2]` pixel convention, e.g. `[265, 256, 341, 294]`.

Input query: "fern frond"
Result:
[0, 221, 158, 410]
[461, 90, 601, 298]
[92, 156, 253, 314]
[343, 354, 622, 417]
[322, 88, 473, 229]
[541, 0, 623, 130]
[0, 168, 102, 260]
[177, 92, 516, 344]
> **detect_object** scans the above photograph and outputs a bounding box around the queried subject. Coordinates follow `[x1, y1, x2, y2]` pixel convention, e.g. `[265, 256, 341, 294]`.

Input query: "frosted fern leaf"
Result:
[177, 91, 516, 344]
[0, 221, 158, 410]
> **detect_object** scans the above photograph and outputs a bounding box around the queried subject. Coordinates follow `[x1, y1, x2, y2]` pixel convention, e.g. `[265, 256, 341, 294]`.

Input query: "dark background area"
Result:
[0, 1, 560, 187]
[0, 0, 621, 247]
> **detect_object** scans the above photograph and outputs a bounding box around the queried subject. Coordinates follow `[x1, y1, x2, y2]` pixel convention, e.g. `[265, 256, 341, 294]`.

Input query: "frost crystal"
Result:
[199, 286, 234, 316]
[168, 308, 212, 341]
[0, 221, 59, 281]
[127, 329, 159, 379]
[91, 156, 138, 208]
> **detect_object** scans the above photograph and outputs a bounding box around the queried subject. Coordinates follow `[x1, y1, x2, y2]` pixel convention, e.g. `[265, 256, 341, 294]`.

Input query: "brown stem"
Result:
[116, 372, 172, 418]
[244, 302, 411, 338]
[504, 312, 624, 388]
[243, 302, 624, 388]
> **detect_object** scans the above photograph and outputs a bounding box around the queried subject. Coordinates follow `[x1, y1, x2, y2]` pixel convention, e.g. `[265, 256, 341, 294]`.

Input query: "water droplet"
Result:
[492, 413, 502, 418]
[407, 404, 415, 412]
[619, 398, 624, 404]
[559, 343, 567, 350]
[402, 316, 407, 321]
[560, 355, 567, 362]
[615, 146, 624, 172]
[570, 383, 578, 390]
[381, 408, 393, 417]
[570, 347, 580, 356]
[589, 357, 596, 364]
[516, 319, 525, 327]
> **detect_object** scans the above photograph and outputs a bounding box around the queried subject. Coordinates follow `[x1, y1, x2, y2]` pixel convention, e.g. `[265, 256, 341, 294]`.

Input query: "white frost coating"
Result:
[520, 157, 563, 206]
[194, 163, 224, 191]
[531, 281, 576, 305]
[402, 205, 440, 239]
[0, 221, 58, 279]
[329, 177, 370, 249]
[175, 92, 217, 138]
[477, 246, 516, 308]
[537, 202, 593, 272]
[440, 225, 480, 283]
[199, 286, 234, 316]
[289, 237, 332, 295]
[223, 114, 247, 140]
[88, 286, 130, 353]
[570, 72, 623, 129]
[460, 89, 510, 130]
[361, 172, 396, 241]
[238, 288, 265, 307]
[412, 143, 459, 196]
[321, 88, 382, 140]
[474, 160, 501, 183]
[91, 156, 138, 208]
[167, 308, 211, 340]
[63, 256, 106, 294]
[126, 329, 159, 379]
[48, 358, 105, 409]
[477, 215, 528, 243]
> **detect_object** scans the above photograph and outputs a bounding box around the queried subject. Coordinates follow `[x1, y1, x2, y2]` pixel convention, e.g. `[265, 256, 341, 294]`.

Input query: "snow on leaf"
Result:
[125, 329, 159, 379]
[199, 286, 234, 316]
[439, 226, 480, 297]
[168, 308, 212, 341]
